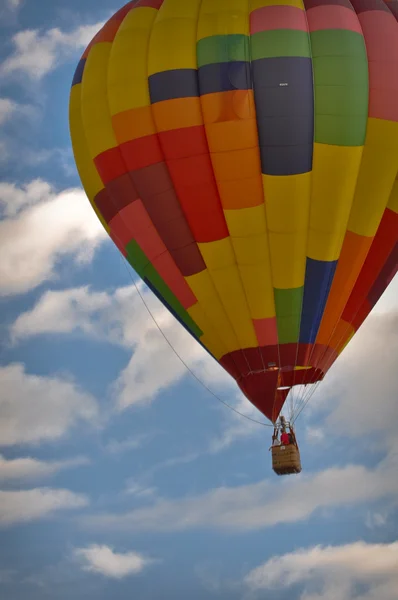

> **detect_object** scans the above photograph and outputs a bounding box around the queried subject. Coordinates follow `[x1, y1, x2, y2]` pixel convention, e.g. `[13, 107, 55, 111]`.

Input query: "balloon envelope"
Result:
[69, 0, 398, 422]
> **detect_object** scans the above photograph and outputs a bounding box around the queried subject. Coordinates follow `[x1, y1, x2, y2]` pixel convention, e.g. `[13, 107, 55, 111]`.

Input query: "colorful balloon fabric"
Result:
[69, 0, 398, 423]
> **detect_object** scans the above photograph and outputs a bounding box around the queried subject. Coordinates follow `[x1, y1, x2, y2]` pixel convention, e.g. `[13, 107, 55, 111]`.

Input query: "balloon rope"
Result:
[119, 254, 272, 428]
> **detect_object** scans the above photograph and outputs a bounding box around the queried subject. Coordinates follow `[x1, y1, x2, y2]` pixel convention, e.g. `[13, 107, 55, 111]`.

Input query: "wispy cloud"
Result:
[104, 435, 151, 457]
[0, 21, 104, 80]
[0, 0, 23, 23]
[0, 180, 106, 296]
[83, 458, 398, 534]
[245, 541, 398, 600]
[307, 310, 398, 449]
[74, 545, 154, 579]
[0, 98, 35, 126]
[11, 284, 235, 410]
[0, 455, 90, 482]
[0, 363, 98, 447]
[0, 488, 88, 526]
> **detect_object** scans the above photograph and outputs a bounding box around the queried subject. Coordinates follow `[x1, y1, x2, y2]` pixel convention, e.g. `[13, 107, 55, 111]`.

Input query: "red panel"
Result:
[253, 318, 278, 346]
[159, 125, 208, 160]
[358, 11, 398, 121]
[306, 5, 363, 32]
[342, 208, 398, 323]
[94, 147, 126, 184]
[238, 370, 279, 422]
[121, 135, 163, 171]
[250, 5, 307, 33]
[152, 253, 198, 309]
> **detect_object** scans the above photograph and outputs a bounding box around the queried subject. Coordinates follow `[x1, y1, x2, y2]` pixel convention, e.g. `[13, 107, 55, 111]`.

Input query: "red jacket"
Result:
[281, 432, 290, 445]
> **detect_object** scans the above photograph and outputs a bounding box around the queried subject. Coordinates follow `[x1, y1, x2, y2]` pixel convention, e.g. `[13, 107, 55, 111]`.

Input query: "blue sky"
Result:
[0, 1, 398, 599]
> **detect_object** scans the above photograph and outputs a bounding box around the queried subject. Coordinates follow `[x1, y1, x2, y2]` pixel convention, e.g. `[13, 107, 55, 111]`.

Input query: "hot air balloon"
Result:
[69, 0, 398, 468]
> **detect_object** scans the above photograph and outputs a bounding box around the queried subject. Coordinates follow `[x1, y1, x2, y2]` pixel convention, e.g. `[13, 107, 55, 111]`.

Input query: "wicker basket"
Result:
[272, 444, 302, 476]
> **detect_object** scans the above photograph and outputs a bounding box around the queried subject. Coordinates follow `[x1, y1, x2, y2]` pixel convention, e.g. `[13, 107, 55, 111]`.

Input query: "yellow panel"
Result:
[108, 8, 157, 114]
[148, 0, 201, 75]
[198, 238, 236, 270]
[187, 304, 227, 359]
[211, 265, 258, 348]
[307, 144, 363, 261]
[69, 88, 105, 201]
[81, 43, 116, 157]
[69, 86, 109, 232]
[239, 264, 275, 318]
[249, 0, 304, 10]
[263, 172, 311, 233]
[348, 118, 398, 236]
[232, 234, 271, 265]
[155, 0, 201, 22]
[198, 0, 249, 40]
[263, 172, 310, 289]
[224, 205, 267, 238]
[387, 176, 398, 213]
[231, 234, 275, 319]
[199, 334, 225, 360]
[185, 271, 240, 353]
[268, 232, 307, 289]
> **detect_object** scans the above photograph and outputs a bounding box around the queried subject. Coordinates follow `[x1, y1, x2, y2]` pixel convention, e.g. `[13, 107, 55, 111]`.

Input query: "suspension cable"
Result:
[119, 254, 273, 428]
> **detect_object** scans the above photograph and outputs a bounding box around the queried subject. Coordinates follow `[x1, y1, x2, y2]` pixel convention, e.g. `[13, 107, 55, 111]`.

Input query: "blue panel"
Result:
[198, 61, 251, 95]
[72, 58, 86, 87]
[299, 258, 338, 344]
[252, 57, 314, 175]
[149, 69, 199, 103]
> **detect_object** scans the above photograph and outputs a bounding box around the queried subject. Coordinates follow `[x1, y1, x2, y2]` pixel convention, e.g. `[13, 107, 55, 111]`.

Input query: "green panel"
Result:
[251, 30, 311, 60]
[126, 239, 150, 276]
[145, 264, 203, 338]
[197, 34, 249, 68]
[274, 287, 303, 344]
[126, 240, 203, 339]
[311, 30, 368, 146]
[310, 29, 367, 58]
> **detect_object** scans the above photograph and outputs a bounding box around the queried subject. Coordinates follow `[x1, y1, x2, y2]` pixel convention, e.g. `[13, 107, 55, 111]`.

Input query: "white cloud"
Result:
[84, 459, 398, 533]
[0, 98, 17, 125]
[0, 21, 104, 80]
[105, 435, 150, 456]
[6, 0, 22, 11]
[308, 310, 398, 447]
[124, 482, 157, 499]
[0, 97, 36, 127]
[0, 181, 106, 296]
[0, 488, 88, 526]
[245, 541, 398, 600]
[0, 179, 52, 217]
[74, 545, 153, 579]
[0, 0, 23, 21]
[0, 363, 98, 447]
[0, 455, 89, 482]
[11, 285, 235, 410]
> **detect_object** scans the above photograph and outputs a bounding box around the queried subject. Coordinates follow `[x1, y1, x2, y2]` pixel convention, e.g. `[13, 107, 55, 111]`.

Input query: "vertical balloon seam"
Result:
[146, 0, 265, 383]
[296, 0, 369, 394]
[79, 4, 212, 348]
[195, 1, 279, 390]
[105, 2, 230, 361]
[249, 0, 315, 419]
[313, 0, 398, 375]
[196, 0, 274, 377]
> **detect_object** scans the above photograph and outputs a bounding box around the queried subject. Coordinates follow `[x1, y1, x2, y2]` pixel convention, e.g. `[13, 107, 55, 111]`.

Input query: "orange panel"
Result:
[316, 231, 373, 345]
[152, 97, 203, 132]
[112, 106, 156, 144]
